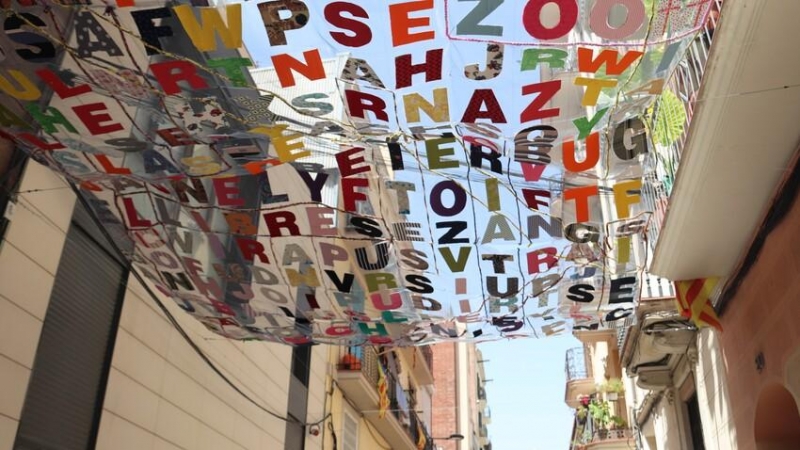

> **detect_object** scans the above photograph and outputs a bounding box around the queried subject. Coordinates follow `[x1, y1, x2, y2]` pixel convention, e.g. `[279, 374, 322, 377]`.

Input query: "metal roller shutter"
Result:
[15, 200, 128, 450]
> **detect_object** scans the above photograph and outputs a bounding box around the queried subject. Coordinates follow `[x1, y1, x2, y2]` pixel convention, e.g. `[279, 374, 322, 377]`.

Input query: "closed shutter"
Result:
[342, 411, 359, 450]
[15, 200, 128, 450]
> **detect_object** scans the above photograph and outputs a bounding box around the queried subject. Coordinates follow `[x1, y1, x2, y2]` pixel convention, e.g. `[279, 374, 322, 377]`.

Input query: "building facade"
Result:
[431, 341, 492, 450]
[564, 0, 800, 449]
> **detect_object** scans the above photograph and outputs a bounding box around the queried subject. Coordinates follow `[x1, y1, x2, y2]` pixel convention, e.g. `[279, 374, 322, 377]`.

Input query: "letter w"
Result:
[174, 4, 243, 52]
[577, 48, 643, 76]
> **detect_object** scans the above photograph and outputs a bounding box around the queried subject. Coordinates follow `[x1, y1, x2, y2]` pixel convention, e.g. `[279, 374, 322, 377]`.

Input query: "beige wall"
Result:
[695, 329, 737, 450]
[0, 162, 75, 449]
[0, 162, 329, 450]
[630, 329, 737, 450]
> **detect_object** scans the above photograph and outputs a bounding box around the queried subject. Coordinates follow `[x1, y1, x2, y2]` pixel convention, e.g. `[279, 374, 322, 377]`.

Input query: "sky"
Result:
[480, 335, 580, 450]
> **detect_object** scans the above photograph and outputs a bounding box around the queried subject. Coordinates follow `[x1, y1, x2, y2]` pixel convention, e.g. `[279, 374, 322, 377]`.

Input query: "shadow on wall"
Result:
[754, 382, 800, 450]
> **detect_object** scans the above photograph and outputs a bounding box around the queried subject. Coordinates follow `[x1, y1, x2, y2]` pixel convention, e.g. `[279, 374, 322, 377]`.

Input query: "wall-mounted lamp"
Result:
[432, 434, 465, 442]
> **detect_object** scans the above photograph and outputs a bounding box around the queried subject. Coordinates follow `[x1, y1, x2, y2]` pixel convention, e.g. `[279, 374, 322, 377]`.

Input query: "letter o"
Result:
[589, 0, 646, 40]
[523, 0, 578, 41]
[150, 251, 179, 268]
[430, 180, 467, 217]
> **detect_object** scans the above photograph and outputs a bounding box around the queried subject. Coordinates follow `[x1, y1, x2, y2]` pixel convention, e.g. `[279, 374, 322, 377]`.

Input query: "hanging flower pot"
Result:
[607, 391, 619, 401]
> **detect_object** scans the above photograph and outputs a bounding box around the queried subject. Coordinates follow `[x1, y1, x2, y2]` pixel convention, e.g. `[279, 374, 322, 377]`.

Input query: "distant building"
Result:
[431, 339, 492, 450]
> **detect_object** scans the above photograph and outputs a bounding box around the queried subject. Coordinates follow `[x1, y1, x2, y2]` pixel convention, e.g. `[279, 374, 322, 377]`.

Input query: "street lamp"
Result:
[431, 434, 464, 441]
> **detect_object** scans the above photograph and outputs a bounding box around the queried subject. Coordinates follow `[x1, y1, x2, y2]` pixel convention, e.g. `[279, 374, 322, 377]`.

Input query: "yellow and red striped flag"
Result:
[416, 421, 427, 450]
[377, 363, 390, 419]
[675, 278, 723, 331]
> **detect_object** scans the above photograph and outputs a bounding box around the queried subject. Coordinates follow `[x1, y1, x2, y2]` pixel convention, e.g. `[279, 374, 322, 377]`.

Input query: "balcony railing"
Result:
[571, 407, 634, 449]
[565, 347, 589, 381]
[339, 346, 434, 449]
[641, 0, 724, 249]
[338, 345, 380, 386]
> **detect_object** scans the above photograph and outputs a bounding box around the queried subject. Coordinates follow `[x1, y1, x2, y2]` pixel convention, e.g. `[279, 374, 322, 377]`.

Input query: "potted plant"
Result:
[576, 406, 588, 425]
[610, 415, 627, 430]
[588, 399, 611, 439]
[603, 378, 625, 401]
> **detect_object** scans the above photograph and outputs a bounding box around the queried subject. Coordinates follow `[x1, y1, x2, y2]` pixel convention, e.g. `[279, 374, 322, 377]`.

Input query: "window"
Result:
[685, 394, 706, 450]
[291, 344, 312, 387]
[342, 411, 359, 450]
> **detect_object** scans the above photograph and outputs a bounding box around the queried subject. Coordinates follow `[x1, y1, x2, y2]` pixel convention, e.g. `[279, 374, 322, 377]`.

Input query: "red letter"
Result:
[73, 103, 124, 135]
[122, 197, 152, 228]
[236, 237, 270, 263]
[342, 177, 369, 212]
[36, 68, 91, 98]
[527, 247, 558, 274]
[461, 89, 507, 123]
[324, 2, 372, 47]
[212, 177, 244, 206]
[150, 60, 209, 95]
[523, 0, 578, 41]
[336, 147, 371, 177]
[263, 211, 301, 236]
[345, 90, 388, 122]
[521, 80, 561, 123]
[395, 48, 443, 89]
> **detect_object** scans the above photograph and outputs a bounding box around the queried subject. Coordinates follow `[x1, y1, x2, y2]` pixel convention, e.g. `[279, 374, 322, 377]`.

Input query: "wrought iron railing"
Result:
[571, 407, 634, 449]
[565, 347, 589, 381]
[641, 0, 724, 250]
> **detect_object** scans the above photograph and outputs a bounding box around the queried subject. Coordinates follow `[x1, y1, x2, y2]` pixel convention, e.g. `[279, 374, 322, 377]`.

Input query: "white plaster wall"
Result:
[651, 396, 687, 450]
[96, 277, 329, 450]
[694, 328, 738, 450]
[0, 162, 75, 450]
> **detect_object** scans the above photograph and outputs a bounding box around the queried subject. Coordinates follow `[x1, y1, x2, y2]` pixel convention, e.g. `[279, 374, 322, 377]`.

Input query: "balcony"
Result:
[641, 0, 722, 249]
[572, 428, 635, 450]
[337, 347, 431, 450]
[571, 401, 634, 450]
[645, 0, 800, 280]
[398, 345, 435, 386]
[620, 298, 697, 391]
[564, 347, 595, 408]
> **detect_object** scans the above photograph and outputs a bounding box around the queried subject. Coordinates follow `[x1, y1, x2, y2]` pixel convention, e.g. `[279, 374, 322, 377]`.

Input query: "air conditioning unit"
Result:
[636, 367, 672, 390]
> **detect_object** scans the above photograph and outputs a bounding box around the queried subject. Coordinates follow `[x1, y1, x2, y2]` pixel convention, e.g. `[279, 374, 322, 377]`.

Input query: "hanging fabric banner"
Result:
[0, 0, 715, 345]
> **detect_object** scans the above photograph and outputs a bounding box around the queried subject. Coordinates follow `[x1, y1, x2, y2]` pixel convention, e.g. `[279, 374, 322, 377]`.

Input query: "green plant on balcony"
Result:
[610, 415, 627, 430]
[576, 406, 588, 425]
[588, 399, 612, 439]
[600, 378, 625, 401]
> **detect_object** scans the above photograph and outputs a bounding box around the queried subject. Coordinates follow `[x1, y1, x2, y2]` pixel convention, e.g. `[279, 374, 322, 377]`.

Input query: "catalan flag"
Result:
[416, 421, 428, 450]
[377, 363, 390, 419]
[675, 278, 723, 331]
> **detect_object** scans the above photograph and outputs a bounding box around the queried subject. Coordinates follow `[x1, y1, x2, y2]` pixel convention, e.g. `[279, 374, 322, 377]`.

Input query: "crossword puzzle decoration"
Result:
[0, 0, 713, 345]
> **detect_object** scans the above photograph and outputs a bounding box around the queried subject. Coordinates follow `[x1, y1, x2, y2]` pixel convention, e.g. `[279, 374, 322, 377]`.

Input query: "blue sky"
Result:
[481, 335, 580, 449]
